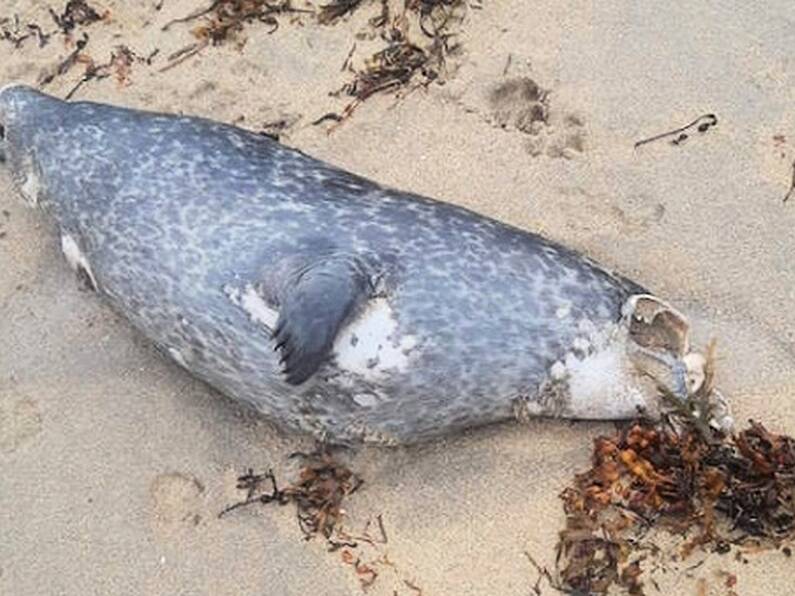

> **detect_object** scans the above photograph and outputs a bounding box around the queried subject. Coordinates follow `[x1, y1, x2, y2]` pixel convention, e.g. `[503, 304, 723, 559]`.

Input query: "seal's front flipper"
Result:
[273, 254, 374, 385]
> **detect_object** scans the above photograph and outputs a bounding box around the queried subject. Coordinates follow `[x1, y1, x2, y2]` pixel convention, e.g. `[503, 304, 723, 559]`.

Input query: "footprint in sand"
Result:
[488, 76, 587, 159]
[542, 114, 588, 160]
[555, 187, 666, 237]
[489, 77, 550, 133]
[150, 472, 206, 529]
[0, 397, 43, 454]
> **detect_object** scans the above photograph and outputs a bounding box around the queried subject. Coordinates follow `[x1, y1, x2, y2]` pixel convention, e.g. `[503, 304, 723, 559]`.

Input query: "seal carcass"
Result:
[0, 85, 731, 444]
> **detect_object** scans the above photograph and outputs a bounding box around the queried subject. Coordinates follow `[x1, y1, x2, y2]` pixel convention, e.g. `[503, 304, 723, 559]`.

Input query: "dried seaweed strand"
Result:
[158, 40, 210, 73]
[634, 113, 718, 149]
[220, 449, 422, 593]
[783, 160, 795, 203]
[50, 0, 106, 35]
[317, 0, 363, 25]
[161, 0, 224, 31]
[64, 45, 150, 99]
[39, 32, 90, 86]
[160, 0, 312, 71]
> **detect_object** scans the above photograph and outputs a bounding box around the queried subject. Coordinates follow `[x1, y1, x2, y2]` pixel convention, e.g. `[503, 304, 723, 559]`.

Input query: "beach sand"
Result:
[1, 1, 794, 594]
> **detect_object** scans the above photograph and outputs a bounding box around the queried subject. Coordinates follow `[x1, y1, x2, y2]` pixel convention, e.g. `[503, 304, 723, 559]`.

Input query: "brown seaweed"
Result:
[163, 0, 310, 42]
[38, 32, 90, 86]
[62, 45, 150, 99]
[160, 0, 313, 71]
[220, 449, 421, 592]
[322, 1, 463, 129]
[50, 0, 106, 35]
[317, 0, 364, 25]
[1, 1, 104, 50]
[0, 16, 52, 48]
[162, 0, 468, 125]
[552, 417, 795, 594]
[219, 448, 363, 539]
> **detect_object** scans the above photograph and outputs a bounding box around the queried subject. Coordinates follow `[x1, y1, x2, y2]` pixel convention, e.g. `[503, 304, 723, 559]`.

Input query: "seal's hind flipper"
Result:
[273, 254, 373, 385]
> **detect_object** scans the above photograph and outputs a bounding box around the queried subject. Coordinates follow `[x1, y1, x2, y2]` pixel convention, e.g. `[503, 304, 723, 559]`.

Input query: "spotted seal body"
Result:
[0, 85, 730, 444]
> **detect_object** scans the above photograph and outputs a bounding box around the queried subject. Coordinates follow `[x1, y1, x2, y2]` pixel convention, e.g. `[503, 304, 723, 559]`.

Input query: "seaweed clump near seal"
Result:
[219, 449, 421, 592]
[0, 1, 144, 98]
[160, 0, 313, 71]
[321, 0, 467, 126]
[219, 449, 364, 538]
[49, 0, 106, 35]
[543, 404, 795, 595]
[162, 0, 469, 126]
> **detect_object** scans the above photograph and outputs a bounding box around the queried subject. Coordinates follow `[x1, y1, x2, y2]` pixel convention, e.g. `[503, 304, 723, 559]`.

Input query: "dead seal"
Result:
[0, 84, 731, 444]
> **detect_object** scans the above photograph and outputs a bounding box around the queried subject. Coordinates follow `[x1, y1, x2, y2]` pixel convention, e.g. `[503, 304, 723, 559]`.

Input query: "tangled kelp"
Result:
[220, 448, 422, 593]
[50, 0, 106, 35]
[552, 418, 795, 594]
[219, 449, 363, 538]
[162, 0, 469, 126]
[327, 0, 465, 125]
[1, 0, 105, 52]
[162, 0, 310, 43]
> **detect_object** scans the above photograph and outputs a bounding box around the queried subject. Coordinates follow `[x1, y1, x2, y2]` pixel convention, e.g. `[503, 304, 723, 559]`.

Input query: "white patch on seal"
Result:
[60, 233, 97, 288]
[572, 337, 590, 353]
[333, 298, 417, 381]
[224, 283, 279, 331]
[223, 284, 241, 304]
[538, 319, 653, 420]
[352, 393, 379, 408]
[240, 286, 278, 329]
[550, 360, 567, 381]
[168, 347, 189, 369]
[19, 171, 41, 207]
[555, 302, 572, 319]
[562, 336, 648, 418]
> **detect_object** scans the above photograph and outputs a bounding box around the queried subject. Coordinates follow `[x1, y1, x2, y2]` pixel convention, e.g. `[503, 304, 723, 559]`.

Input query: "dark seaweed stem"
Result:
[62, 45, 148, 100]
[319, 0, 464, 130]
[343, 41, 430, 102]
[160, 0, 314, 71]
[783, 160, 795, 203]
[1, 0, 105, 49]
[161, 0, 226, 31]
[162, 0, 312, 38]
[218, 448, 363, 539]
[218, 468, 290, 517]
[0, 16, 52, 48]
[634, 113, 718, 149]
[50, 0, 106, 35]
[39, 32, 90, 86]
[317, 0, 364, 25]
[409, 0, 460, 38]
[158, 40, 210, 73]
[319, 5, 461, 129]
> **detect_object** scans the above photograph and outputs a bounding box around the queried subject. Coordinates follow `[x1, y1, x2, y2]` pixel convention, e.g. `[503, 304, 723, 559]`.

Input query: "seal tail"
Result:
[0, 84, 68, 207]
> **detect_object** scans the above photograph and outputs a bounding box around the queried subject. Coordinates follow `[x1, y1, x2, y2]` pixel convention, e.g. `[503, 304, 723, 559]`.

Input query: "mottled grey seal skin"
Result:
[0, 84, 730, 445]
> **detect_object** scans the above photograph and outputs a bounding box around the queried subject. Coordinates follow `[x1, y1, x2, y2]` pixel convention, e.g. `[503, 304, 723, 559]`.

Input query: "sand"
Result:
[1, 1, 794, 594]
